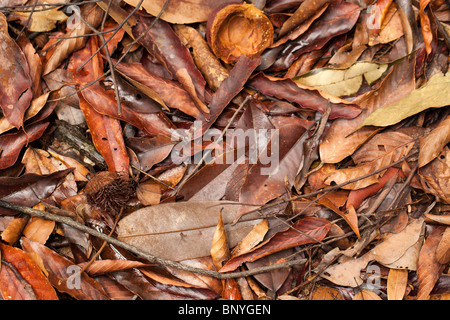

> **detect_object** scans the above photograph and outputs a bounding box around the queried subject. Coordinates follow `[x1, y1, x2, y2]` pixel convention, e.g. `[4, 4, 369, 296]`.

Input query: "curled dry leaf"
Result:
[419, 114, 450, 167]
[118, 201, 263, 261]
[122, 0, 240, 24]
[417, 226, 446, 300]
[206, 3, 274, 64]
[0, 12, 33, 129]
[21, 237, 109, 300]
[419, 147, 450, 204]
[42, 3, 103, 75]
[0, 242, 58, 300]
[387, 268, 408, 300]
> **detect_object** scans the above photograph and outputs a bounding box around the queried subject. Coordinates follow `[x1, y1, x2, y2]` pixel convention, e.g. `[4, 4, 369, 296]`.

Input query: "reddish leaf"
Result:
[220, 217, 330, 272]
[247, 73, 361, 119]
[0, 13, 33, 129]
[236, 121, 306, 220]
[0, 121, 49, 170]
[0, 242, 58, 300]
[78, 96, 129, 173]
[269, 0, 361, 71]
[133, 15, 208, 112]
[21, 237, 110, 300]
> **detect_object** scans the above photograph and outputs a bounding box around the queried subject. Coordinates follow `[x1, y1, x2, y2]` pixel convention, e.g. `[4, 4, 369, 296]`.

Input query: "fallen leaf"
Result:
[319, 52, 416, 163]
[0, 12, 33, 129]
[419, 147, 450, 204]
[21, 237, 109, 300]
[294, 61, 389, 97]
[122, 0, 240, 24]
[436, 227, 450, 264]
[0, 242, 58, 300]
[352, 290, 382, 300]
[117, 201, 263, 261]
[417, 226, 446, 299]
[220, 217, 330, 272]
[387, 268, 408, 300]
[324, 131, 415, 190]
[419, 114, 450, 167]
[358, 72, 450, 129]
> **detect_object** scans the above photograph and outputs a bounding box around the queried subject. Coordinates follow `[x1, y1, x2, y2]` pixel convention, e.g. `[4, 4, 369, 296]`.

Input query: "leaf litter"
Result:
[0, 0, 449, 301]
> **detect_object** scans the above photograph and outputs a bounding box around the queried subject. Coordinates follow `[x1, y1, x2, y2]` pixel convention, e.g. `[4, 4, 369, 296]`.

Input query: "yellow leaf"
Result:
[358, 72, 450, 129]
[387, 268, 408, 300]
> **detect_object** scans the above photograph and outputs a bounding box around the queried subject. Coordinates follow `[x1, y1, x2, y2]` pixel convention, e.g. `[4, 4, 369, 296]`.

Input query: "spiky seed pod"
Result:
[84, 171, 135, 215]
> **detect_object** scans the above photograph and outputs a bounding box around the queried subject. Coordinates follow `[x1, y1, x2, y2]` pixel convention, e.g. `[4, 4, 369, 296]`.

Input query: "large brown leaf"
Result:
[220, 217, 330, 272]
[0, 121, 49, 170]
[0, 13, 33, 129]
[118, 201, 264, 261]
[0, 242, 58, 300]
[416, 226, 446, 299]
[21, 237, 110, 300]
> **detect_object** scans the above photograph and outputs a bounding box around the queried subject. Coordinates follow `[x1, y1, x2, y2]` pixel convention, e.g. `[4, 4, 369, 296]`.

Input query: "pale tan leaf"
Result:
[13, 7, 68, 32]
[387, 268, 408, 300]
[359, 72, 450, 129]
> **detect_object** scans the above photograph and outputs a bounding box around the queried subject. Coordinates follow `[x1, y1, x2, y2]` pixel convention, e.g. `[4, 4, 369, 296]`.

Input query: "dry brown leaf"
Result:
[118, 201, 263, 261]
[419, 147, 450, 204]
[23, 216, 55, 245]
[436, 227, 450, 264]
[352, 290, 382, 300]
[387, 268, 408, 300]
[324, 131, 415, 189]
[210, 211, 230, 270]
[417, 226, 446, 300]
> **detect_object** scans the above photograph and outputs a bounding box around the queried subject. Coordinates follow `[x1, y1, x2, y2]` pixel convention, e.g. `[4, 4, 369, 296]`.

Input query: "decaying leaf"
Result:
[359, 72, 450, 129]
[294, 62, 389, 97]
[206, 3, 273, 64]
[322, 218, 425, 287]
[118, 201, 263, 261]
